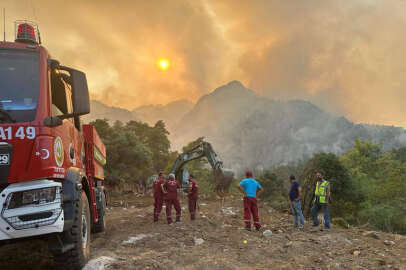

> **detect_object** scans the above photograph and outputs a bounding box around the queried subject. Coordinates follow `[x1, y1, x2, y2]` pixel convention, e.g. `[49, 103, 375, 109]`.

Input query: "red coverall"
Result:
[188, 179, 199, 220]
[152, 176, 165, 222]
[243, 197, 261, 230]
[163, 178, 181, 224]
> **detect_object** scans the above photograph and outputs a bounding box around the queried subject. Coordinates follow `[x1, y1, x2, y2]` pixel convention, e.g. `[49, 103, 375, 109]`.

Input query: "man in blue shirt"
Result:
[238, 171, 264, 231]
[289, 175, 305, 229]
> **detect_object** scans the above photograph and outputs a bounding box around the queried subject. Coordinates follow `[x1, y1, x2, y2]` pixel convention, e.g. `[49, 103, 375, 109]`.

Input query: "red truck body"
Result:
[0, 21, 107, 269]
[83, 124, 106, 180]
[82, 125, 107, 220]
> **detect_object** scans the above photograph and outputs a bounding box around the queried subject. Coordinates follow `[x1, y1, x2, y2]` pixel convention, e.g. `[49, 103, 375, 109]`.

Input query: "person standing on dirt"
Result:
[311, 171, 331, 230]
[162, 173, 182, 224]
[187, 174, 199, 221]
[152, 172, 166, 222]
[238, 171, 263, 231]
[288, 175, 305, 229]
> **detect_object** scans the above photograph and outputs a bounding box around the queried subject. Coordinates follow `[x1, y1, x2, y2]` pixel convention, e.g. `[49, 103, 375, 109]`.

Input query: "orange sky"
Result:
[2, 0, 406, 127]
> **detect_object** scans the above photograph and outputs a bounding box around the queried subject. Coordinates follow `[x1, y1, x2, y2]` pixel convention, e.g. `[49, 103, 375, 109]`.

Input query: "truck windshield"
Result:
[0, 49, 40, 122]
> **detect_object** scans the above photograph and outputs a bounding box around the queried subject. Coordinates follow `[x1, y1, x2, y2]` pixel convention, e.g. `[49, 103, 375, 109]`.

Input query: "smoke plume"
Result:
[3, 0, 406, 127]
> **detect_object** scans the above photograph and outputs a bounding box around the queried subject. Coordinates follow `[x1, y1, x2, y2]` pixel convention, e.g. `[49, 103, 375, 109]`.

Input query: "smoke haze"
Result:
[3, 0, 406, 127]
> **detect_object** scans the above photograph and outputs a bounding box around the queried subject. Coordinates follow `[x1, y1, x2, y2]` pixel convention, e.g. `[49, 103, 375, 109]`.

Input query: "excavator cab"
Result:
[179, 169, 190, 188]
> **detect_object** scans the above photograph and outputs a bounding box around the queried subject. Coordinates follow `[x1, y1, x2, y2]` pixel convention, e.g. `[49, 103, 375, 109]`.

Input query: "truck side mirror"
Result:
[44, 116, 63, 127]
[59, 66, 90, 116]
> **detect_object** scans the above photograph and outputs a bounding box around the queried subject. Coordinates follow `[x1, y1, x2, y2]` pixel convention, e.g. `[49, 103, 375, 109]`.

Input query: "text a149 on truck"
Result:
[0, 21, 107, 270]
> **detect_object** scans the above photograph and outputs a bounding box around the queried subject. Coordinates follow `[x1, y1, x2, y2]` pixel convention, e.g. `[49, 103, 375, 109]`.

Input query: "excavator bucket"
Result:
[213, 168, 234, 196]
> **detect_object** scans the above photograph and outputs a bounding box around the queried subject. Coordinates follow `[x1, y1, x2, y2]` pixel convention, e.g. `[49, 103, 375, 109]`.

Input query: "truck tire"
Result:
[54, 192, 91, 270]
[93, 191, 106, 233]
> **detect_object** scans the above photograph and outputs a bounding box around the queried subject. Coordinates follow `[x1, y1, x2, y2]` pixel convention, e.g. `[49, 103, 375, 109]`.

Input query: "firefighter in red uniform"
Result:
[162, 173, 182, 224]
[152, 172, 166, 222]
[187, 174, 199, 220]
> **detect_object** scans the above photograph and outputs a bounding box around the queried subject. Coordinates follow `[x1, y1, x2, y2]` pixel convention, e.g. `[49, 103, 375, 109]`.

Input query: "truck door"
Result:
[49, 69, 76, 174]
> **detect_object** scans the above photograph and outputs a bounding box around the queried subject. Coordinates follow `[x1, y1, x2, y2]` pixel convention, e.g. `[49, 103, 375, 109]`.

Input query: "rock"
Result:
[394, 234, 403, 241]
[222, 207, 237, 216]
[318, 235, 332, 242]
[263, 230, 272, 238]
[278, 229, 283, 234]
[83, 256, 116, 270]
[353, 250, 361, 256]
[194, 238, 204, 246]
[363, 231, 380, 239]
[384, 240, 395, 246]
[284, 241, 293, 248]
[122, 233, 158, 245]
[344, 238, 353, 245]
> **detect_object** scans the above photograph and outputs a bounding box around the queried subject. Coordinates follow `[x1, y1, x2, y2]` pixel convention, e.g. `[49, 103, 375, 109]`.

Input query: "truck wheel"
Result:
[54, 192, 91, 270]
[93, 191, 106, 233]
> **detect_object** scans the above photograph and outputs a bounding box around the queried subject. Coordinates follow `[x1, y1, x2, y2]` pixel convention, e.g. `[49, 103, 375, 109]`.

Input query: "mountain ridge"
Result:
[86, 81, 406, 173]
[172, 81, 406, 172]
[83, 99, 194, 129]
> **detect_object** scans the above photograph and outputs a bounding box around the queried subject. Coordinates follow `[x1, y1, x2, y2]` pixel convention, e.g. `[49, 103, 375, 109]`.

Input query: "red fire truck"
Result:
[0, 21, 107, 269]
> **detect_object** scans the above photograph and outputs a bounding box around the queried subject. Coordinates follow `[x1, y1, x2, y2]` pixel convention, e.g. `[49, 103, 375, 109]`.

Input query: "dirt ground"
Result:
[1, 194, 406, 270]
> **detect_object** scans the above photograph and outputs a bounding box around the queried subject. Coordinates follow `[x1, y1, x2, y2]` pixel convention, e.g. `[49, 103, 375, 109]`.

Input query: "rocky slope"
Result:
[82, 100, 138, 124]
[134, 99, 194, 130]
[83, 99, 193, 130]
[172, 81, 406, 173]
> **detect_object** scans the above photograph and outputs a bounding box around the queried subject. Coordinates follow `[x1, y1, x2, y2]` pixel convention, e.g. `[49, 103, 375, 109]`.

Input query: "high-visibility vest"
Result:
[315, 180, 329, 204]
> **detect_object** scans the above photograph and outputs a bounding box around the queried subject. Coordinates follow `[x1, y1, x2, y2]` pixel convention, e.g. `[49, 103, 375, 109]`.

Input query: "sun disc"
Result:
[158, 59, 170, 70]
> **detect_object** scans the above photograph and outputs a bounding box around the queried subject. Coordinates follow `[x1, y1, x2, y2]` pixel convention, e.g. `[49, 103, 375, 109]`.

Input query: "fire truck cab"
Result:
[0, 21, 107, 270]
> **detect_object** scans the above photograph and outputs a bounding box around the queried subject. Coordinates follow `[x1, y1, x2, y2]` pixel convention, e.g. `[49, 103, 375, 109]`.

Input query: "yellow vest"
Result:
[315, 180, 329, 204]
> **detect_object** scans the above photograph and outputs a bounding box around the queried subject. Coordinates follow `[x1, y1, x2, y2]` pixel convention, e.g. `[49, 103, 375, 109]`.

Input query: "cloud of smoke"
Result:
[211, 0, 406, 127]
[3, 0, 230, 109]
[3, 0, 406, 127]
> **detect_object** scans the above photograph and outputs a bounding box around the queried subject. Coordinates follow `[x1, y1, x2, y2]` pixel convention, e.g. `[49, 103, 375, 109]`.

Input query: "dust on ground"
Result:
[1, 194, 406, 270]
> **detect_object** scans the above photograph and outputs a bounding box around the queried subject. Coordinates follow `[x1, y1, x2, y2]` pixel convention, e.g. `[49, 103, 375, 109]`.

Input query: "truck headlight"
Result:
[7, 187, 58, 209]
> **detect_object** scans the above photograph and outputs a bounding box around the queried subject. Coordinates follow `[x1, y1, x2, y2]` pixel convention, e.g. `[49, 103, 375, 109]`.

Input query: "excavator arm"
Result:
[169, 141, 234, 194]
[169, 143, 206, 176]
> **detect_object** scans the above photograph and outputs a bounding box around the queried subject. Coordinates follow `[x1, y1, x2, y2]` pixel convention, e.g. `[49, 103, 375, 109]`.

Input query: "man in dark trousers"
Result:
[311, 171, 331, 230]
[152, 172, 165, 222]
[162, 173, 181, 224]
[238, 171, 264, 231]
[289, 175, 305, 229]
[187, 174, 199, 220]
